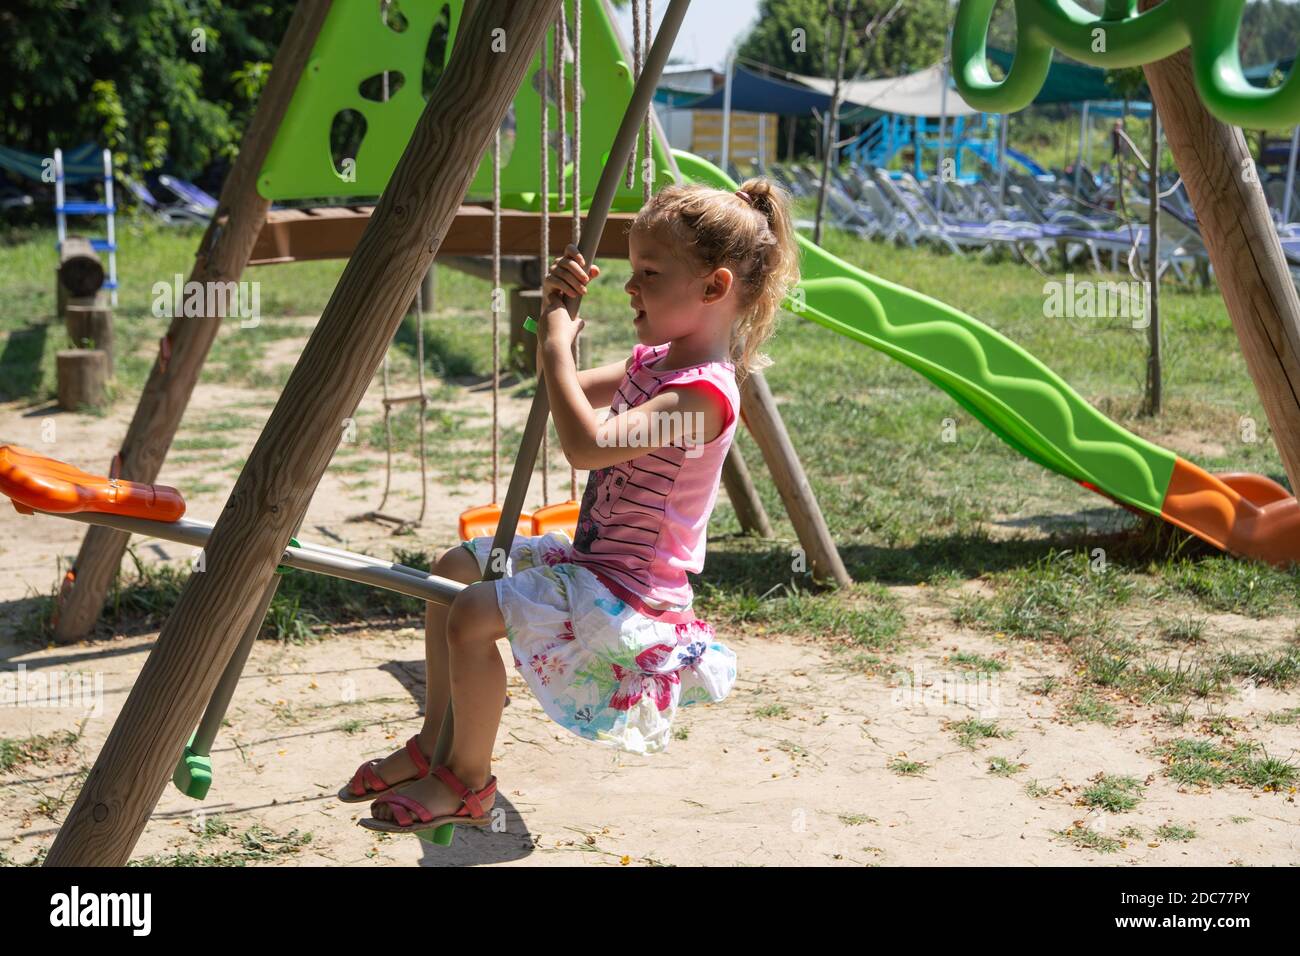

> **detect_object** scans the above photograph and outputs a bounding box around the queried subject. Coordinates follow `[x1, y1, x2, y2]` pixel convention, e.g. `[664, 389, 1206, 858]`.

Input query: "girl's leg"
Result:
[369, 580, 507, 823]
[360, 545, 480, 787]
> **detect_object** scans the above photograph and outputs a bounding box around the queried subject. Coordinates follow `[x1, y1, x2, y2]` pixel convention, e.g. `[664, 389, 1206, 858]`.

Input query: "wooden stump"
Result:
[510, 287, 542, 375]
[56, 349, 108, 410]
[58, 236, 105, 298]
[65, 300, 114, 376]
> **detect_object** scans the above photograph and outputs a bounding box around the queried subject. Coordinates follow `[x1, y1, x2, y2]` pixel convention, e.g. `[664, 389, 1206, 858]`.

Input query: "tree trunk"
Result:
[813, 0, 854, 247]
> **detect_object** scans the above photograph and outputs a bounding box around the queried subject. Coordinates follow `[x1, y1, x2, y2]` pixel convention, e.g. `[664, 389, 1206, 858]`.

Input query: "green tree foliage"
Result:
[739, 0, 950, 81]
[0, 0, 292, 178]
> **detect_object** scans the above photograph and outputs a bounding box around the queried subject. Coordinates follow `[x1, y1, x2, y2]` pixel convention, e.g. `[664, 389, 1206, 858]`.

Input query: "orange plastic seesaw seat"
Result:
[0, 445, 186, 522]
[458, 503, 533, 543]
[530, 499, 579, 539]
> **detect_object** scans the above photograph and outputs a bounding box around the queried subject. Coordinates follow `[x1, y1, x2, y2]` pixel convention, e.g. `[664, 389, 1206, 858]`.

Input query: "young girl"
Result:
[343, 178, 800, 833]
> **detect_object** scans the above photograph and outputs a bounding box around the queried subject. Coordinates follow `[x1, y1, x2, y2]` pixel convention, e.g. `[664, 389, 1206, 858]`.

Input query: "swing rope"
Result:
[352, 25, 429, 534]
[569, 0, 581, 505]
[640, 0, 653, 201]
[539, 15, 551, 510]
[492, 126, 501, 508]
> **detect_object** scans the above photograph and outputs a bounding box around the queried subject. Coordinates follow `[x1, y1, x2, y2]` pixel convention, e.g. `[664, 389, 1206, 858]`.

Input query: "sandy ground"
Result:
[1, 318, 1297, 866]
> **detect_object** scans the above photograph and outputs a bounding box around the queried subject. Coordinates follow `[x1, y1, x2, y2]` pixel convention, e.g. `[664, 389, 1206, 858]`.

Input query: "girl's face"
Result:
[624, 226, 733, 345]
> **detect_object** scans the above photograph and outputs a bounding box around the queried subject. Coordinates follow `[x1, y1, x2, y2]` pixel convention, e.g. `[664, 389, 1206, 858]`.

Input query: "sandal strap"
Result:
[432, 765, 497, 820]
[372, 791, 433, 828]
[350, 760, 385, 797]
[404, 735, 431, 778]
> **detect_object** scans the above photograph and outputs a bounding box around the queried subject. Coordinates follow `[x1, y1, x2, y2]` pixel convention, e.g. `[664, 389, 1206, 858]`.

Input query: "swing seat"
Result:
[0, 445, 186, 522]
[458, 503, 534, 542]
[530, 499, 580, 539]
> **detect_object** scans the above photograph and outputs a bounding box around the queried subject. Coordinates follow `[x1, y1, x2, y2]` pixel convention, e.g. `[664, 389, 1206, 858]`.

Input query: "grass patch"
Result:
[1156, 737, 1299, 790]
[1057, 826, 1123, 854]
[987, 757, 1024, 776]
[953, 550, 1138, 643]
[949, 652, 1005, 672]
[1158, 558, 1300, 618]
[1155, 823, 1197, 842]
[129, 822, 314, 866]
[888, 757, 927, 776]
[948, 717, 1011, 749]
[0, 729, 80, 774]
[1080, 774, 1144, 813]
[1065, 690, 1120, 725]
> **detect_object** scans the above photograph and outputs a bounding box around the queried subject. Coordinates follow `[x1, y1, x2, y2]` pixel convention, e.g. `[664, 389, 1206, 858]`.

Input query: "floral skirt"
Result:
[460, 530, 736, 755]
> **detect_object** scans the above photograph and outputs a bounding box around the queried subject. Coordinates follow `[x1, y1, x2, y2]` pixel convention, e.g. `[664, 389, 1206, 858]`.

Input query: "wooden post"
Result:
[56, 350, 108, 410]
[58, 236, 105, 298]
[738, 370, 851, 586]
[1139, 0, 1300, 492]
[406, 263, 436, 316]
[721, 442, 774, 537]
[43, 0, 560, 868]
[65, 300, 114, 376]
[51, 0, 333, 644]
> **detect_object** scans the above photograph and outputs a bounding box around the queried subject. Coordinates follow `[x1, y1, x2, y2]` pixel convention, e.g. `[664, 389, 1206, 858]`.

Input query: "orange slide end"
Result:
[0, 445, 186, 523]
[1160, 457, 1300, 567]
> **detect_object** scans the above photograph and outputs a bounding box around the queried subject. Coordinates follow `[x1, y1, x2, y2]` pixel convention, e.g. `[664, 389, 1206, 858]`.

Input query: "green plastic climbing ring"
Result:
[953, 0, 1300, 128]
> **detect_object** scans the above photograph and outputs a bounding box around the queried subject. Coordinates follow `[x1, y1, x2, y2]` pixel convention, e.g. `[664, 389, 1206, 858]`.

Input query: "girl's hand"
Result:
[537, 300, 585, 352]
[542, 243, 601, 304]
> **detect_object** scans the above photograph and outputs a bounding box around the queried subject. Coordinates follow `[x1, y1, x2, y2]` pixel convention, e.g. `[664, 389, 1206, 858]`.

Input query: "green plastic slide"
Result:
[673, 149, 1178, 519]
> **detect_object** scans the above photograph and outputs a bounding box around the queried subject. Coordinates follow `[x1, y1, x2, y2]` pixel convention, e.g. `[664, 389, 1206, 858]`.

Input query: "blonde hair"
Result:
[631, 177, 800, 384]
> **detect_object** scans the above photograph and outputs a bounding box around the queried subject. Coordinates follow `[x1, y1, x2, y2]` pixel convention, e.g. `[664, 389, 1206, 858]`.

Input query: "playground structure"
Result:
[47, 0, 847, 645]
[1, 0, 1294, 864]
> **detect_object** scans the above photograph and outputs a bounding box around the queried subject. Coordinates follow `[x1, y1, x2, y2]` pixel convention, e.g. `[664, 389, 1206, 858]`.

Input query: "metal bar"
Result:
[44, 510, 464, 605]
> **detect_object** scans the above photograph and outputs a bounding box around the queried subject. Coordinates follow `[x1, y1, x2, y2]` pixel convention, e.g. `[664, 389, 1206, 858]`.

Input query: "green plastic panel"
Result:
[674, 149, 1179, 516]
[953, 0, 1300, 128]
[259, 0, 677, 209]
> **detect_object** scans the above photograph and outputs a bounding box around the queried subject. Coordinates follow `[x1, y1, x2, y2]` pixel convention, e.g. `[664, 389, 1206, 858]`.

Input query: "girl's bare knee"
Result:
[436, 545, 482, 585]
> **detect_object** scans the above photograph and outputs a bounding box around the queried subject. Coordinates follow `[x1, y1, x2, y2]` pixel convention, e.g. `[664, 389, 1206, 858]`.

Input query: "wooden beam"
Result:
[51, 0, 333, 643]
[43, 0, 560, 869]
[739, 370, 851, 586]
[1140, 0, 1300, 492]
[721, 442, 774, 537]
[249, 205, 638, 265]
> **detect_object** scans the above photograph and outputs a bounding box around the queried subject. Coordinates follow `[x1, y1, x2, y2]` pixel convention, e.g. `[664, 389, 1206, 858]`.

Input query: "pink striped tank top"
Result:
[570, 342, 741, 622]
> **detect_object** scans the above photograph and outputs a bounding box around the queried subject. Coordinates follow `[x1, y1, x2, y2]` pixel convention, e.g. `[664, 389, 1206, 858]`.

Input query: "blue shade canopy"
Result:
[678, 65, 852, 115]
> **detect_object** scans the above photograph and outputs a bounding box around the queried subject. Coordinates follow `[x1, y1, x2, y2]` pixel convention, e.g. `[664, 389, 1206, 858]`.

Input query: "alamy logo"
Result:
[152, 274, 261, 328]
[597, 410, 709, 459]
[49, 886, 151, 936]
[1, 664, 103, 717]
[1043, 274, 1149, 329]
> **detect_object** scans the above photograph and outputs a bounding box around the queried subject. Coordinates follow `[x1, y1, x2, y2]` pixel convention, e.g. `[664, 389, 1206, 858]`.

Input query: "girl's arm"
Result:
[542, 328, 725, 470]
[576, 356, 632, 409]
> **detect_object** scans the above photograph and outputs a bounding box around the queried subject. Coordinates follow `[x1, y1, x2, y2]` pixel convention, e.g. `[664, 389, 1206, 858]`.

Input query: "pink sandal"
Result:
[357, 765, 498, 834]
[337, 735, 431, 803]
